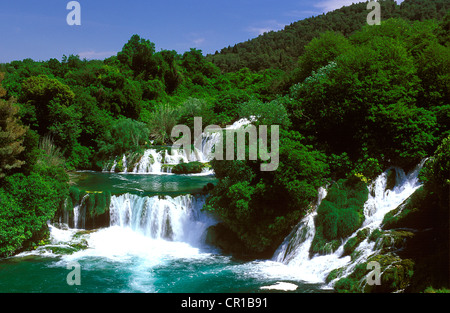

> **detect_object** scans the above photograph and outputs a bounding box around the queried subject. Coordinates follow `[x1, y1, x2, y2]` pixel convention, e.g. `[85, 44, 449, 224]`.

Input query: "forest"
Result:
[0, 0, 449, 292]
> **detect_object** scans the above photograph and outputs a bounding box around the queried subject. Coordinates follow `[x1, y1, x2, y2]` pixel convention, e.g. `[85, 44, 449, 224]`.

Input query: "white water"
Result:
[109, 194, 216, 245]
[104, 118, 252, 174]
[62, 193, 219, 267]
[269, 162, 425, 286]
[45, 158, 427, 292]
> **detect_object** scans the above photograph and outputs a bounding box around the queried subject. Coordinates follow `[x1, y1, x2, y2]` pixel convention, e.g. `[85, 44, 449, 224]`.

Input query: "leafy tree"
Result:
[289, 22, 437, 168]
[205, 129, 329, 255]
[97, 117, 150, 159]
[239, 98, 291, 128]
[0, 97, 27, 178]
[117, 34, 158, 79]
[147, 103, 180, 144]
[20, 75, 81, 154]
[178, 97, 215, 130]
[293, 31, 352, 84]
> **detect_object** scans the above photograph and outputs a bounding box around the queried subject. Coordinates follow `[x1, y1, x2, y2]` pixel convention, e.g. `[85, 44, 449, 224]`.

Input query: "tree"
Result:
[293, 31, 352, 83]
[0, 98, 27, 178]
[117, 34, 157, 79]
[19, 75, 81, 155]
[147, 103, 180, 144]
[204, 129, 329, 255]
[97, 117, 150, 158]
[289, 21, 436, 168]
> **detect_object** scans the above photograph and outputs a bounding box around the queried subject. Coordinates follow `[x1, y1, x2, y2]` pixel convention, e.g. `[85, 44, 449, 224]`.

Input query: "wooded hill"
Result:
[206, 0, 450, 72]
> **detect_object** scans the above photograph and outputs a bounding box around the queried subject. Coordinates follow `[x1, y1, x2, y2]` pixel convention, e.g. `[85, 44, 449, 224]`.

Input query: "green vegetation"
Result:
[0, 0, 448, 293]
[172, 161, 206, 175]
[207, 0, 450, 73]
[204, 129, 329, 256]
[311, 177, 369, 255]
[59, 186, 111, 229]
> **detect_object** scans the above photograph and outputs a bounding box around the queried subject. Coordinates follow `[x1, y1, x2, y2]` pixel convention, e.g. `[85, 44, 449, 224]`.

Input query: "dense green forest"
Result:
[0, 0, 449, 292]
[207, 0, 450, 73]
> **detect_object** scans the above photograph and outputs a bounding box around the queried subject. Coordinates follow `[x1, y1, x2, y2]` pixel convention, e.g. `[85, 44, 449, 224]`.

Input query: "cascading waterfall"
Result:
[73, 194, 89, 229]
[272, 161, 425, 285]
[103, 118, 252, 174]
[109, 193, 217, 247]
[273, 187, 327, 265]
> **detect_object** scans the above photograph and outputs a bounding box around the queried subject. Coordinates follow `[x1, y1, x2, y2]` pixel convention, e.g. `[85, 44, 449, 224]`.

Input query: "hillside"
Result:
[206, 0, 450, 72]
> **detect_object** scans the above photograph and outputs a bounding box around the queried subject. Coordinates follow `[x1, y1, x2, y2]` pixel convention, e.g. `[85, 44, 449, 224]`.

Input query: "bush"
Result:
[0, 172, 68, 257]
[172, 161, 204, 174]
[97, 117, 150, 159]
[204, 129, 329, 256]
[311, 178, 369, 255]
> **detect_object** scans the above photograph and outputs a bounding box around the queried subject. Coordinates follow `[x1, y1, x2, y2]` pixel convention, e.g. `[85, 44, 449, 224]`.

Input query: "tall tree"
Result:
[0, 97, 27, 178]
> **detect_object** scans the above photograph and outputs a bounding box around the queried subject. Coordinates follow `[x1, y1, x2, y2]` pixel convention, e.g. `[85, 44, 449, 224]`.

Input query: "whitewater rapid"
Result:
[269, 161, 425, 286]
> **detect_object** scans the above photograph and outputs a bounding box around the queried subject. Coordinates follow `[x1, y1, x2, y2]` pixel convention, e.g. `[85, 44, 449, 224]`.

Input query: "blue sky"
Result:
[0, 0, 402, 63]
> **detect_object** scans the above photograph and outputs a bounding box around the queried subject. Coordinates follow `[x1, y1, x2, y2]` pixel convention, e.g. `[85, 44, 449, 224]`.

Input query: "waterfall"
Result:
[109, 194, 217, 247]
[103, 118, 252, 174]
[73, 194, 89, 229]
[273, 187, 327, 264]
[272, 161, 425, 285]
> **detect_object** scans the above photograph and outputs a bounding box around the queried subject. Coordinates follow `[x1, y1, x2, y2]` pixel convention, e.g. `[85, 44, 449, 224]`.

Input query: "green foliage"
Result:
[172, 161, 204, 175]
[118, 34, 157, 79]
[207, 0, 450, 72]
[420, 135, 450, 210]
[19, 75, 81, 156]
[97, 117, 150, 159]
[205, 129, 329, 255]
[293, 31, 352, 84]
[0, 170, 68, 257]
[289, 18, 442, 168]
[422, 135, 450, 192]
[238, 98, 291, 128]
[178, 97, 216, 130]
[0, 97, 27, 178]
[311, 177, 369, 255]
[147, 103, 180, 144]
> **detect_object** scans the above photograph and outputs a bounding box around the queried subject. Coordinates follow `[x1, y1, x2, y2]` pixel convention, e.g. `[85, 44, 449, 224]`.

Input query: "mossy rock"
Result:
[115, 158, 124, 173]
[311, 178, 369, 256]
[333, 253, 415, 293]
[161, 164, 175, 173]
[382, 186, 426, 230]
[373, 230, 415, 254]
[46, 239, 88, 255]
[343, 228, 370, 257]
[368, 228, 383, 242]
[385, 168, 397, 191]
[326, 267, 345, 284]
[364, 254, 415, 293]
[172, 161, 204, 174]
[205, 223, 255, 259]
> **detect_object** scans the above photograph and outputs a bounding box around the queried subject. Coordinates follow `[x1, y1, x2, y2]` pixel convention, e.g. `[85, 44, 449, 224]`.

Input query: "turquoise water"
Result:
[0, 251, 326, 293]
[0, 172, 329, 294]
[70, 171, 217, 196]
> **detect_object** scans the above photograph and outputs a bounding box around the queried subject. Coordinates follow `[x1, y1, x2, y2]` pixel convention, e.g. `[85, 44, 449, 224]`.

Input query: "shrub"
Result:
[311, 178, 368, 255]
[172, 161, 204, 174]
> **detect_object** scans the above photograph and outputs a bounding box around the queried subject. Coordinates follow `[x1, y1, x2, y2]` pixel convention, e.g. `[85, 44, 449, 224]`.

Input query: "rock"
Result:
[385, 168, 397, 192]
[382, 186, 428, 230]
[373, 230, 415, 254]
[343, 228, 370, 258]
[364, 254, 415, 293]
[205, 223, 253, 259]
